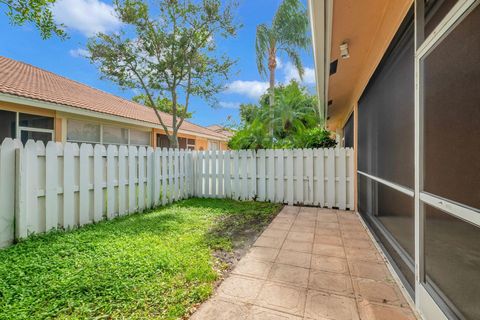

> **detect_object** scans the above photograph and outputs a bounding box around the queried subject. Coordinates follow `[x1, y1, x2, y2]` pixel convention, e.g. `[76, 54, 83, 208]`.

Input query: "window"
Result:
[18, 113, 54, 144]
[67, 119, 101, 144]
[130, 130, 150, 146]
[19, 113, 54, 129]
[156, 134, 194, 149]
[103, 126, 128, 145]
[208, 140, 219, 151]
[157, 134, 170, 148]
[0, 110, 16, 143]
[187, 138, 196, 150]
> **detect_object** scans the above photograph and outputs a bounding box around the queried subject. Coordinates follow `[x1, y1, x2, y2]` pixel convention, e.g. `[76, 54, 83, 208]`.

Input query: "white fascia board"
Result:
[0, 93, 227, 141]
[308, 0, 333, 127]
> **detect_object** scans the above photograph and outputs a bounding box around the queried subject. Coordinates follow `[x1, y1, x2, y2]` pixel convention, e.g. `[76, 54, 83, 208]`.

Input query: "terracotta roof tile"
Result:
[0, 56, 226, 140]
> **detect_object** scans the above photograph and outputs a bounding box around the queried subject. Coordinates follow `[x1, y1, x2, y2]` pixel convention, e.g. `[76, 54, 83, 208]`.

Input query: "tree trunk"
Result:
[169, 130, 179, 148]
[268, 50, 276, 144]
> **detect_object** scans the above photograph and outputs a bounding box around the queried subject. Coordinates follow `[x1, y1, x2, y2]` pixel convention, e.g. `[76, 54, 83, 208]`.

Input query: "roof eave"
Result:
[308, 0, 333, 127]
[0, 93, 228, 142]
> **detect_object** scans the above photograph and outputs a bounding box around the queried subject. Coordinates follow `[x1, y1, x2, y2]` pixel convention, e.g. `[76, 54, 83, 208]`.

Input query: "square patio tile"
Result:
[314, 235, 343, 246]
[293, 219, 315, 227]
[308, 270, 354, 297]
[255, 235, 285, 249]
[191, 298, 251, 320]
[290, 225, 316, 233]
[352, 277, 408, 307]
[216, 275, 264, 303]
[269, 222, 293, 231]
[256, 281, 307, 316]
[357, 300, 416, 320]
[341, 229, 370, 241]
[340, 225, 366, 233]
[311, 255, 349, 274]
[316, 214, 339, 223]
[300, 207, 317, 214]
[246, 247, 280, 262]
[343, 238, 373, 249]
[312, 243, 346, 258]
[232, 257, 273, 279]
[268, 263, 310, 288]
[282, 240, 313, 253]
[348, 260, 392, 282]
[315, 228, 341, 237]
[282, 206, 300, 215]
[304, 290, 359, 320]
[344, 247, 383, 263]
[262, 228, 289, 239]
[273, 216, 296, 225]
[249, 306, 302, 320]
[316, 222, 340, 230]
[297, 214, 317, 223]
[287, 231, 314, 242]
[276, 249, 312, 268]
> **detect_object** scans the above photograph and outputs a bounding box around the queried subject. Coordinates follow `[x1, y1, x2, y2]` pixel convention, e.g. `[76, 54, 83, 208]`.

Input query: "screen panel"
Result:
[358, 174, 415, 290]
[343, 114, 353, 148]
[424, 204, 480, 320]
[0, 110, 16, 143]
[358, 21, 414, 188]
[423, 4, 480, 210]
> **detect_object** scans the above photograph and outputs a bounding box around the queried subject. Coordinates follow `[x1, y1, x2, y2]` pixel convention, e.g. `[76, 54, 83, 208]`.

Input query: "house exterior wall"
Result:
[0, 100, 227, 149]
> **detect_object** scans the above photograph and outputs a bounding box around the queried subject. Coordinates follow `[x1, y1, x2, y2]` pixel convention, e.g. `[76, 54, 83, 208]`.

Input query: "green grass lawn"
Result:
[0, 198, 281, 320]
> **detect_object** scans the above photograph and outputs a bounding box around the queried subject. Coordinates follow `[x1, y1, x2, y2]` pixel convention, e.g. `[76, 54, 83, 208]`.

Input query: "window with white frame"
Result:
[0, 110, 54, 145]
[208, 140, 219, 150]
[129, 130, 151, 146]
[66, 119, 151, 146]
[103, 126, 128, 145]
[67, 119, 101, 144]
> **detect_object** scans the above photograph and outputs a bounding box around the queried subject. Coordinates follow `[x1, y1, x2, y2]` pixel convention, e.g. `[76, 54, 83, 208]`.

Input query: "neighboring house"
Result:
[309, 1, 479, 319]
[206, 125, 234, 138]
[0, 56, 228, 150]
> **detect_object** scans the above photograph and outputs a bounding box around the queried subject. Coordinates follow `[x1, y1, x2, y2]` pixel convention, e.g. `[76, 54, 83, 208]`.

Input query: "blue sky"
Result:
[0, 0, 315, 127]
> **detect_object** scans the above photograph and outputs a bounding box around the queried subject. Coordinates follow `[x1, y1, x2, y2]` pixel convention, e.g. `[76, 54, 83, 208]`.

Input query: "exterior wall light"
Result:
[340, 42, 350, 59]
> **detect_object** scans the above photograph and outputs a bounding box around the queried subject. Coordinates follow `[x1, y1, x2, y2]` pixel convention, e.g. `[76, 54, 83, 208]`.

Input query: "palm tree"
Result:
[255, 0, 310, 136]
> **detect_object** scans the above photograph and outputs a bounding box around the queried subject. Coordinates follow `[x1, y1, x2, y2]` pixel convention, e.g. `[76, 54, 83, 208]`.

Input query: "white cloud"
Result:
[276, 56, 283, 69]
[282, 62, 316, 85]
[219, 101, 242, 109]
[53, 0, 121, 37]
[69, 48, 90, 58]
[225, 80, 269, 99]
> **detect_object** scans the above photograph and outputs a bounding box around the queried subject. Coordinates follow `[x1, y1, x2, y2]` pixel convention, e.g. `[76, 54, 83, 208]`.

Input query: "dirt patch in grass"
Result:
[203, 201, 283, 282]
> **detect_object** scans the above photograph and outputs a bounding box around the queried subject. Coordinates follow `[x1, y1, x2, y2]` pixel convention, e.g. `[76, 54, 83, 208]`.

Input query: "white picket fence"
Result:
[195, 148, 354, 209]
[0, 138, 354, 248]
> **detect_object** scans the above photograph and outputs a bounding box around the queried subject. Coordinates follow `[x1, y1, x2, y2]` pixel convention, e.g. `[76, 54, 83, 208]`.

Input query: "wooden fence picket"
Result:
[0, 141, 356, 248]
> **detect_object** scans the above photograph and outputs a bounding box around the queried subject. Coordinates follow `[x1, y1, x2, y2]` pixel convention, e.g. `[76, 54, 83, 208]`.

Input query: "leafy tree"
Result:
[228, 81, 336, 150]
[255, 0, 310, 135]
[2, 0, 67, 39]
[132, 94, 193, 119]
[88, 0, 240, 147]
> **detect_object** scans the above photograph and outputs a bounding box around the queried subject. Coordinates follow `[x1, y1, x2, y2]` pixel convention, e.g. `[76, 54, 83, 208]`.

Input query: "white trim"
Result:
[0, 93, 227, 141]
[357, 170, 414, 197]
[414, 0, 480, 317]
[420, 192, 480, 228]
[307, 0, 333, 125]
[18, 126, 54, 134]
[416, 0, 478, 59]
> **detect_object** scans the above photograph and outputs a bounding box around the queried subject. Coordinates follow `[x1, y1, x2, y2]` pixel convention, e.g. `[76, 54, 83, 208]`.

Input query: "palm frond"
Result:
[273, 0, 310, 49]
[255, 24, 271, 79]
[284, 47, 304, 80]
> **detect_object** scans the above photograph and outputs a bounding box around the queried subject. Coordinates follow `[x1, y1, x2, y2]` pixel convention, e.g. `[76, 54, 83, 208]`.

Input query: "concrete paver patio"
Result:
[191, 206, 417, 320]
